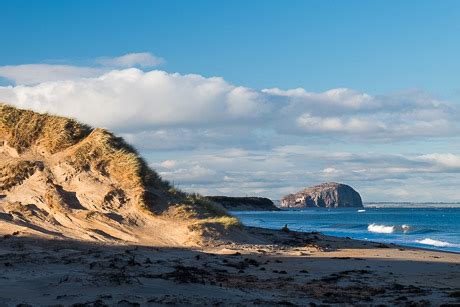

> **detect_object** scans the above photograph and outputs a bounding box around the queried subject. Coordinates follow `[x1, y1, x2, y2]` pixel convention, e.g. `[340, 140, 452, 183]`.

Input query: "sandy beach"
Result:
[1, 227, 459, 306]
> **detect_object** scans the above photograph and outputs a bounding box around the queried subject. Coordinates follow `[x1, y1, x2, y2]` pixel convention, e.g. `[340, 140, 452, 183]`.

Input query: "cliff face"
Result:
[206, 196, 280, 211]
[281, 182, 363, 208]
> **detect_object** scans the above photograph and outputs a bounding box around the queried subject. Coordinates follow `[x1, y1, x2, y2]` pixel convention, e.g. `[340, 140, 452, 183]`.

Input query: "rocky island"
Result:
[281, 182, 363, 208]
[206, 196, 280, 211]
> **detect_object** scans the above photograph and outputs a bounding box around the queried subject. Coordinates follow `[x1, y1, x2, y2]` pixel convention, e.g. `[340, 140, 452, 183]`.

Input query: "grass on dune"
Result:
[0, 103, 91, 154]
[0, 160, 43, 192]
[190, 216, 241, 230]
[0, 103, 169, 192]
[65, 127, 169, 191]
[0, 103, 239, 229]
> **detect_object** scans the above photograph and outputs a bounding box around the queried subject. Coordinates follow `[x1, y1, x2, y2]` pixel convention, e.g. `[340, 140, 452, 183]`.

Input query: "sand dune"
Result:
[0, 103, 237, 246]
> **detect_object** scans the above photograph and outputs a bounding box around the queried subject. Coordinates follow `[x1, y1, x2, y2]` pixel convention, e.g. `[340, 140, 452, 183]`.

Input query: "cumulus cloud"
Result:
[270, 87, 459, 140]
[0, 69, 270, 130]
[0, 64, 458, 143]
[264, 87, 379, 111]
[0, 54, 459, 201]
[96, 52, 164, 68]
[416, 153, 460, 171]
[0, 53, 163, 85]
[296, 113, 386, 134]
[0, 64, 104, 85]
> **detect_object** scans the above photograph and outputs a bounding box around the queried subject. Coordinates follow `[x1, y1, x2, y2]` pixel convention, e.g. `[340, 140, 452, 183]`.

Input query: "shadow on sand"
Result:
[0, 230, 459, 306]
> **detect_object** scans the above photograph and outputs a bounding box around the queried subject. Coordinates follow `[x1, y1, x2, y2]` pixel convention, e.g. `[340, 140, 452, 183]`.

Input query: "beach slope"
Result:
[0, 228, 459, 306]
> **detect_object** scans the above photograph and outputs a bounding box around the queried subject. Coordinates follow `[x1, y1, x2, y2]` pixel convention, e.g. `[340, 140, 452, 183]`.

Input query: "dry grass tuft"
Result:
[162, 194, 229, 219]
[0, 160, 44, 192]
[0, 103, 234, 223]
[66, 128, 152, 190]
[44, 185, 67, 212]
[191, 216, 241, 230]
[164, 194, 241, 231]
[0, 103, 91, 154]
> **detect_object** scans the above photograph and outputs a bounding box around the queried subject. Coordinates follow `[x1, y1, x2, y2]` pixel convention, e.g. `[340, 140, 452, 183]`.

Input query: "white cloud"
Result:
[1, 65, 458, 143]
[149, 149, 460, 201]
[159, 160, 177, 169]
[271, 87, 459, 140]
[264, 87, 379, 110]
[96, 52, 164, 68]
[296, 113, 386, 134]
[0, 68, 270, 130]
[417, 153, 460, 171]
[0, 64, 104, 85]
[0, 53, 164, 85]
[0, 55, 459, 202]
[159, 165, 218, 184]
[322, 167, 339, 174]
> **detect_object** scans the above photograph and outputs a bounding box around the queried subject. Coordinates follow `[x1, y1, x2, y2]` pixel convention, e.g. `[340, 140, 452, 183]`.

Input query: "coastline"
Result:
[232, 207, 460, 253]
[1, 226, 459, 306]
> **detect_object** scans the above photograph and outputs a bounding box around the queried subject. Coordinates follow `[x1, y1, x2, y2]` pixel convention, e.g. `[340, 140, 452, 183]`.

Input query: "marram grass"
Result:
[0, 103, 239, 229]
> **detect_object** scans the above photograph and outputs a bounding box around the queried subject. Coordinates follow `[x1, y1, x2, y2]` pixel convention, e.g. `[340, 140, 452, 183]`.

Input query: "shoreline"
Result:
[244, 225, 460, 255]
[232, 207, 460, 254]
[1, 226, 459, 306]
[243, 226, 460, 255]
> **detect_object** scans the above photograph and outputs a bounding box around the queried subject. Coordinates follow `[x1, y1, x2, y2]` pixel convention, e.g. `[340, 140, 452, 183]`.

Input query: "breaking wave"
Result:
[401, 224, 410, 232]
[415, 238, 460, 248]
[368, 224, 394, 234]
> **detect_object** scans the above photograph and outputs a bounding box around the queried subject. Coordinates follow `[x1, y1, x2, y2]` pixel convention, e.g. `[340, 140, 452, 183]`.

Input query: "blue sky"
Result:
[1, 1, 459, 201]
[2, 0, 460, 96]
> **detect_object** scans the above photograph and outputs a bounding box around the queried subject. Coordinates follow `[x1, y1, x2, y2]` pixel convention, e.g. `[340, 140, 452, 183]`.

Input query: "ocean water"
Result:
[231, 207, 460, 253]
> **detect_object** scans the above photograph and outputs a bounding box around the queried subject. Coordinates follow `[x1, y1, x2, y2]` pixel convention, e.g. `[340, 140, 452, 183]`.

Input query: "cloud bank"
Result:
[0, 53, 459, 201]
[152, 149, 460, 202]
[0, 68, 458, 143]
[0, 52, 163, 85]
[0, 64, 104, 85]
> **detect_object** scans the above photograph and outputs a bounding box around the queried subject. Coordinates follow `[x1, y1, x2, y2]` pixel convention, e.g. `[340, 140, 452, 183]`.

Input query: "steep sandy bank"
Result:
[0, 103, 239, 246]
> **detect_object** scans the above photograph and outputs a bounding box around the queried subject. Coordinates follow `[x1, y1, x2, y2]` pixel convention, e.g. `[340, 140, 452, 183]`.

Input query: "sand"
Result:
[0, 227, 459, 306]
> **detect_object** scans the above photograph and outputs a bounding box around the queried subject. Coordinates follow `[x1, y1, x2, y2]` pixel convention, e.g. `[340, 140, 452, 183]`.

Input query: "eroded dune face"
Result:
[0, 104, 236, 246]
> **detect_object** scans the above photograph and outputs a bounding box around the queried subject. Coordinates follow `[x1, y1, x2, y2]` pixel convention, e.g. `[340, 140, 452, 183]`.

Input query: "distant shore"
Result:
[270, 200, 460, 208]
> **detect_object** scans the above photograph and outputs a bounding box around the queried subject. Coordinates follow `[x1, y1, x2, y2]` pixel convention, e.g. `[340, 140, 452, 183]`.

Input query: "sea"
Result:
[231, 204, 460, 253]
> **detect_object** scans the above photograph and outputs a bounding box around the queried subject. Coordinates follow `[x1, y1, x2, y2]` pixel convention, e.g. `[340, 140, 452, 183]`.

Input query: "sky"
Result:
[1, 0, 459, 202]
